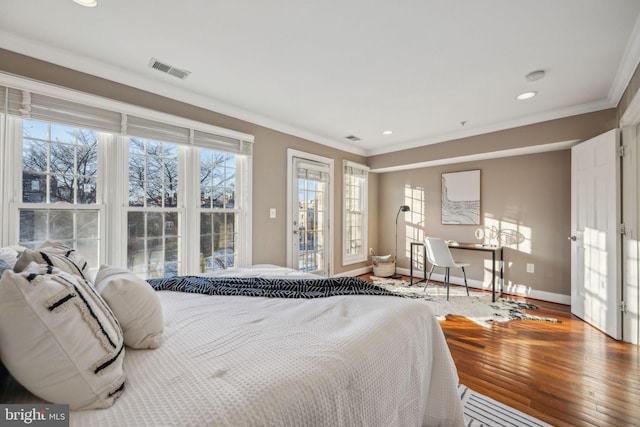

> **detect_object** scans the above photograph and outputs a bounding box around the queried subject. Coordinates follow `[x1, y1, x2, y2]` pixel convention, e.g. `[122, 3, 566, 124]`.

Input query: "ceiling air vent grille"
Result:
[149, 58, 191, 80]
[345, 135, 361, 142]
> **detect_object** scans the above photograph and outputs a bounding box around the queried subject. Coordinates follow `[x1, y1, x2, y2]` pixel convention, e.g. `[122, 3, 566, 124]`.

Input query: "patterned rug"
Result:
[459, 384, 551, 426]
[371, 277, 558, 325]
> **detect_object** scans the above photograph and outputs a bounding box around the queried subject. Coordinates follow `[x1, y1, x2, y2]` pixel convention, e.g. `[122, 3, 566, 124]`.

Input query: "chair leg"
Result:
[462, 266, 469, 296]
[445, 267, 450, 300]
[423, 265, 435, 292]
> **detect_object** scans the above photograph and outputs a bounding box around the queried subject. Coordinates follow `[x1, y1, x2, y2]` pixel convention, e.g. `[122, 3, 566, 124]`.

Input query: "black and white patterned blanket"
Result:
[147, 275, 400, 299]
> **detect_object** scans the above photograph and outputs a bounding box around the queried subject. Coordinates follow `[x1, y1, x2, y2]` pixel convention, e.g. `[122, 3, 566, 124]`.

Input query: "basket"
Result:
[372, 255, 395, 277]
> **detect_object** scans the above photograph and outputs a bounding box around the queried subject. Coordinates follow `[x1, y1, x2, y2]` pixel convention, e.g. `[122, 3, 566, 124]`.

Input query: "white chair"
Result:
[423, 237, 470, 300]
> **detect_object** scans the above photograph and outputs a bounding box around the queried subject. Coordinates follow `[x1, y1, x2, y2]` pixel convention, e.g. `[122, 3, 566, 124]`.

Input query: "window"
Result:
[200, 149, 238, 272]
[127, 138, 181, 279]
[18, 119, 102, 274]
[343, 161, 369, 265]
[1, 79, 254, 279]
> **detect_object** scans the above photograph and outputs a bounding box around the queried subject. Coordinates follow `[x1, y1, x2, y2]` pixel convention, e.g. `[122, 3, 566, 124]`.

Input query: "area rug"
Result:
[459, 384, 551, 427]
[371, 277, 558, 325]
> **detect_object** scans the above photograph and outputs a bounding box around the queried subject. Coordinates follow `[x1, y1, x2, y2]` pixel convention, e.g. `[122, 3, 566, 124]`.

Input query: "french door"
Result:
[287, 150, 332, 276]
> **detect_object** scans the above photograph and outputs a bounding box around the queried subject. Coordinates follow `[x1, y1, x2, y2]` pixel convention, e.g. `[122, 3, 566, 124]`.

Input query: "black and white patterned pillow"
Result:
[0, 263, 125, 410]
[13, 241, 89, 280]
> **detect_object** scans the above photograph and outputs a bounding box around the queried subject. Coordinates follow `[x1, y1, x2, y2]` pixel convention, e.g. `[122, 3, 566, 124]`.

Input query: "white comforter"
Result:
[5, 267, 465, 426]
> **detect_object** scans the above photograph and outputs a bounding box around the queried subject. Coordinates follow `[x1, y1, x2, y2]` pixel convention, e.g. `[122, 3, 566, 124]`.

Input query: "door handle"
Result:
[568, 235, 577, 241]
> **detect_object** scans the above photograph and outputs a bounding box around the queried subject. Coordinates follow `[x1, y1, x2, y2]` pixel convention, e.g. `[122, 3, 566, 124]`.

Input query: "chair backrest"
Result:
[424, 237, 457, 268]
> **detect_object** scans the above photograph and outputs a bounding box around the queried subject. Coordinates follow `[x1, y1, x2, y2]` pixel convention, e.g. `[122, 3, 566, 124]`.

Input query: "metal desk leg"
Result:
[410, 244, 414, 285]
[500, 248, 504, 298]
[492, 251, 496, 302]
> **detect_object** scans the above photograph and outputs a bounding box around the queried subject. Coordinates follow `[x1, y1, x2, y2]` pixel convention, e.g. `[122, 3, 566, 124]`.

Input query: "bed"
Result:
[0, 256, 464, 426]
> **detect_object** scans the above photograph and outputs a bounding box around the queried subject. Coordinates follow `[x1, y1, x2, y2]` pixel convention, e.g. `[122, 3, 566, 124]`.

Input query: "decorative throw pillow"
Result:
[95, 265, 163, 349]
[0, 263, 126, 410]
[13, 241, 90, 280]
[0, 245, 27, 269]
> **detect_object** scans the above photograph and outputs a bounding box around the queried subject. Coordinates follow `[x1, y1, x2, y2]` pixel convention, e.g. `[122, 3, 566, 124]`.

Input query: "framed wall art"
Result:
[441, 169, 481, 225]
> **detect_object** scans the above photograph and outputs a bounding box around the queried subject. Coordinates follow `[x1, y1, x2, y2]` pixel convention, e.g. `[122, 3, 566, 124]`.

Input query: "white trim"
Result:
[286, 149, 334, 276]
[334, 265, 373, 278]
[370, 140, 580, 173]
[342, 160, 369, 266]
[398, 267, 571, 305]
[609, 13, 640, 105]
[621, 89, 640, 127]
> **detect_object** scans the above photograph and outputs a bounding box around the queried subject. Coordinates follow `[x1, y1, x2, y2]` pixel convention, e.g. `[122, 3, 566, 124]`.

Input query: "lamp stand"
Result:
[391, 206, 409, 279]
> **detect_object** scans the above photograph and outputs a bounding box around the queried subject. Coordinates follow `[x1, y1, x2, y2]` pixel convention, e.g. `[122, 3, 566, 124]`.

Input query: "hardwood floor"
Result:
[361, 274, 640, 427]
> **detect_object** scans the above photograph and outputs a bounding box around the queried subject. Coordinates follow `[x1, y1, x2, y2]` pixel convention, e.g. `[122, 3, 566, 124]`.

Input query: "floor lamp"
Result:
[392, 205, 410, 279]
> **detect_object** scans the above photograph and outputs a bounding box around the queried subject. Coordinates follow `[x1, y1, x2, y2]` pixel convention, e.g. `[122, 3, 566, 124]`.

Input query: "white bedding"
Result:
[2, 266, 464, 426]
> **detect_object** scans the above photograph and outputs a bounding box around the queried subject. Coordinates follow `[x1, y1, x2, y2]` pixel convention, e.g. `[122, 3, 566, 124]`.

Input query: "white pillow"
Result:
[0, 245, 27, 269]
[95, 265, 163, 349]
[0, 263, 126, 410]
[13, 241, 90, 281]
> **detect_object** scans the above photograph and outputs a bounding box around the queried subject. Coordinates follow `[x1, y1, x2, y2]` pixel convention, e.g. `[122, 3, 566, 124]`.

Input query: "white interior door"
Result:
[287, 151, 332, 276]
[570, 129, 621, 339]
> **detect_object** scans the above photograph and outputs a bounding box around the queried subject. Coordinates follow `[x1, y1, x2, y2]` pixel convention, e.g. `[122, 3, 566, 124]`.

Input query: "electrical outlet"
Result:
[526, 263, 534, 273]
[269, 208, 276, 219]
[369, 248, 375, 255]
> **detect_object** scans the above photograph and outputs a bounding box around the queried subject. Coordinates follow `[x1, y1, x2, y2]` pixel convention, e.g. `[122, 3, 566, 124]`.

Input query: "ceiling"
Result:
[1, 0, 640, 156]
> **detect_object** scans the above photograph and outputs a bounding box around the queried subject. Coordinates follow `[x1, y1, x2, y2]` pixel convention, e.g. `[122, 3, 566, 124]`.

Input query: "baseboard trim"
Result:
[394, 267, 571, 305]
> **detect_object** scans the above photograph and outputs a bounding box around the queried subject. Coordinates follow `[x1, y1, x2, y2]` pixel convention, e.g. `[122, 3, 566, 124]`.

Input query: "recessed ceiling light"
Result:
[525, 70, 546, 82]
[382, 130, 393, 135]
[516, 91, 537, 101]
[72, 0, 97, 7]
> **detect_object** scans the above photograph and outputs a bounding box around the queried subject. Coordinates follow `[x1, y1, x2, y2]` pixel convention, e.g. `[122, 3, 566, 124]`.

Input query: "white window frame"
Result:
[0, 73, 254, 275]
[342, 160, 369, 265]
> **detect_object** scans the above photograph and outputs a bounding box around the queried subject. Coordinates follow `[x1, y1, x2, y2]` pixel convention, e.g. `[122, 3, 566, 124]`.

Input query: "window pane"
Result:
[18, 209, 100, 273]
[127, 211, 181, 279]
[77, 211, 100, 239]
[22, 119, 98, 206]
[200, 149, 235, 210]
[22, 174, 46, 203]
[49, 210, 74, 240]
[50, 175, 74, 203]
[77, 177, 97, 204]
[22, 119, 49, 140]
[200, 212, 236, 272]
[50, 123, 76, 143]
[22, 140, 48, 173]
[49, 142, 75, 174]
[128, 138, 180, 208]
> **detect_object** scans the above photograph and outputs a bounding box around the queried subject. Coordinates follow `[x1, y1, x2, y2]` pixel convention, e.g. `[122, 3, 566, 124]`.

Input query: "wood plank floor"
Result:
[360, 274, 640, 427]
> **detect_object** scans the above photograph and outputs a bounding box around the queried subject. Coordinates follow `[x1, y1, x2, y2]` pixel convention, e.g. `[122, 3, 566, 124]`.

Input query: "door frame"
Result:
[286, 149, 334, 276]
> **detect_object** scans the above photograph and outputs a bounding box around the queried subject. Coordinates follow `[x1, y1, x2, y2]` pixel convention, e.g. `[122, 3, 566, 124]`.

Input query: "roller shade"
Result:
[0, 85, 253, 155]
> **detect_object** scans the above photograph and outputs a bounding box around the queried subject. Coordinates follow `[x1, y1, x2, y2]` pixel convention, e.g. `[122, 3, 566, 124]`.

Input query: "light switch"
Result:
[269, 208, 276, 219]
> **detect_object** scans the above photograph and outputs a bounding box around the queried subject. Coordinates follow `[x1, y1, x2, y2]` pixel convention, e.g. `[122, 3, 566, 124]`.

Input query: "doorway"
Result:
[286, 149, 333, 276]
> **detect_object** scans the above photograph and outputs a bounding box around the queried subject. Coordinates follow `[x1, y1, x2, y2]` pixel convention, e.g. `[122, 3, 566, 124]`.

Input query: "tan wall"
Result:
[378, 151, 572, 296]
[368, 110, 617, 170]
[0, 49, 371, 275]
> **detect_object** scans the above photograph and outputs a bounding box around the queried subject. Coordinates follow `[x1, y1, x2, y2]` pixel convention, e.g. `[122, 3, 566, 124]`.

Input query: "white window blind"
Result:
[0, 85, 253, 154]
[193, 130, 251, 155]
[124, 115, 191, 145]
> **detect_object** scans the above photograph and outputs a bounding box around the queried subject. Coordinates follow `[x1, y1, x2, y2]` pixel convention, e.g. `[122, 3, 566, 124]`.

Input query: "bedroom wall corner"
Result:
[377, 150, 572, 299]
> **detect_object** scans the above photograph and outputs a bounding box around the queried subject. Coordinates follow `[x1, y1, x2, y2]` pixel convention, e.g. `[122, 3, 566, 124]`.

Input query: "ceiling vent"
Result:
[149, 58, 191, 80]
[345, 135, 361, 142]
